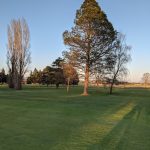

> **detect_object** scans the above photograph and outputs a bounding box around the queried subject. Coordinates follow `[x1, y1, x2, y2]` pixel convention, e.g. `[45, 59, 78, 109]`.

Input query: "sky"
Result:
[0, 0, 150, 82]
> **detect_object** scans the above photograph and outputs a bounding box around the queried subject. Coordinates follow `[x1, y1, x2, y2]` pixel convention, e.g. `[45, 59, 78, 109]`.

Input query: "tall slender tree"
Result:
[108, 33, 131, 94]
[63, 0, 116, 95]
[7, 18, 31, 90]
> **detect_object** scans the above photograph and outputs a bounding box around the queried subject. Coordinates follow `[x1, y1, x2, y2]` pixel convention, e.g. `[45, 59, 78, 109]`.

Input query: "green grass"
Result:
[0, 85, 150, 150]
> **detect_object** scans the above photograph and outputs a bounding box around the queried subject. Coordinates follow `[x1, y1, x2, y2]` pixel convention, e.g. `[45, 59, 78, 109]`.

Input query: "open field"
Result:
[0, 85, 150, 150]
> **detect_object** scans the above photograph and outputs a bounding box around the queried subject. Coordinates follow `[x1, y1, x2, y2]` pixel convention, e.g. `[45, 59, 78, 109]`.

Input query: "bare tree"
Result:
[108, 33, 131, 94]
[7, 18, 31, 90]
[142, 73, 150, 87]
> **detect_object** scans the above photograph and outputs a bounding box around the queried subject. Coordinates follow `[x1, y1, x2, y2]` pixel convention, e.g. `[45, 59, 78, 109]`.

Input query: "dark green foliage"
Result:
[0, 69, 7, 84]
[26, 57, 79, 88]
[29, 68, 41, 84]
[63, 0, 116, 95]
[27, 66, 79, 88]
[26, 76, 32, 84]
[52, 57, 64, 68]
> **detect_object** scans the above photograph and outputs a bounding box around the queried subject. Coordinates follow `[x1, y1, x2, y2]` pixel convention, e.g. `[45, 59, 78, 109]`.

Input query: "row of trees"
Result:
[1, 0, 131, 95]
[27, 57, 79, 92]
[0, 69, 7, 84]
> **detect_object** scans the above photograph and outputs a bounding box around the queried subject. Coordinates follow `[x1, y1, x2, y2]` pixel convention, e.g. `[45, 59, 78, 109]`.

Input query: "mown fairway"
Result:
[0, 85, 150, 150]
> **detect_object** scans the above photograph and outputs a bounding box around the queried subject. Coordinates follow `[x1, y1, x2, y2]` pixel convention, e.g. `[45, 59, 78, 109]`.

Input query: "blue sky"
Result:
[0, 0, 150, 82]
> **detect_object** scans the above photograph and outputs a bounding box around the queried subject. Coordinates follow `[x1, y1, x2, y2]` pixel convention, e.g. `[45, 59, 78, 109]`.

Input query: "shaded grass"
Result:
[0, 85, 150, 150]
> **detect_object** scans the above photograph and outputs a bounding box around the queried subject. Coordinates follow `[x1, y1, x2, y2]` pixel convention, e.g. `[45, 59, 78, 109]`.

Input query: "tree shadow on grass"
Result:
[87, 101, 150, 150]
[52, 101, 136, 150]
[109, 87, 150, 98]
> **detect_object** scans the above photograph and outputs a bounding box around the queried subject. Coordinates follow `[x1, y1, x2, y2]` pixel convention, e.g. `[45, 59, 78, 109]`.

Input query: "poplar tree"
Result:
[7, 18, 31, 90]
[63, 0, 116, 95]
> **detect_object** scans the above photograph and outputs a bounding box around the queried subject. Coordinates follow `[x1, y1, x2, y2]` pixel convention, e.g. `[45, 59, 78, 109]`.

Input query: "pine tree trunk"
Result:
[83, 64, 89, 96]
[110, 83, 113, 95]
[67, 78, 70, 93]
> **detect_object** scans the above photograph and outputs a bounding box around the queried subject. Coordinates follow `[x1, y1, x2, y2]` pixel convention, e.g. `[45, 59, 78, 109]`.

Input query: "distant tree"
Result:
[37, 70, 42, 84]
[52, 57, 64, 68]
[142, 73, 150, 87]
[43, 66, 53, 72]
[42, 66, 63, 87]
[63, 0, 116, 95]
[107, 33, 131, 94]
[7, 18, 31, 90]
[41, 73, 51, 86]
[42, 67, 55, 85]
[31, 68, 40, 83]
[1, 68, 5, 75]
[55, 71, 65, 88]
[27, 69, 41, 85]
[26, 63, 78, 88]
[0, 68, 7, 84]
[62, 63, 79, 92]
[26, 76, 32, 84]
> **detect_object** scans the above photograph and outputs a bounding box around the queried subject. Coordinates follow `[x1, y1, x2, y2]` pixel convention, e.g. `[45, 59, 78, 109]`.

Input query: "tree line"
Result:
[1, 0, 131, 95]
[27, 57, 79, 91]
[0, 69, 7, 84]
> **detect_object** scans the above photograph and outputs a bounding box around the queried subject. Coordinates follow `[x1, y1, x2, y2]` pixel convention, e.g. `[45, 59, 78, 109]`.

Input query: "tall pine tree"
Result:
[63, 0, 116, 95]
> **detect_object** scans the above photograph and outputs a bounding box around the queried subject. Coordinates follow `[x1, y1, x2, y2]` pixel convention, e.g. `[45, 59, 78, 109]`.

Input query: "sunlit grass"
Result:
[0, 85, 150, 150]
[53, 102, 136, 150]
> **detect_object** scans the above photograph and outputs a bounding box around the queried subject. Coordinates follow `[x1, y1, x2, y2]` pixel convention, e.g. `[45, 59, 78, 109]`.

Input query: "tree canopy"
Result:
[63, 0, 116, 95]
